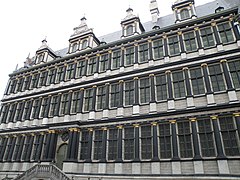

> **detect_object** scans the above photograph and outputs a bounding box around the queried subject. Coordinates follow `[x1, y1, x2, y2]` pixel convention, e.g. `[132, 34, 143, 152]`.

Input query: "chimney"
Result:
[149, 0, 159, 23]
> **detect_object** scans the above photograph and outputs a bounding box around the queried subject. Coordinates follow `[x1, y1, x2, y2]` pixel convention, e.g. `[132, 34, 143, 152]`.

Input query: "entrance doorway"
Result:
[56, 144, 68, 170]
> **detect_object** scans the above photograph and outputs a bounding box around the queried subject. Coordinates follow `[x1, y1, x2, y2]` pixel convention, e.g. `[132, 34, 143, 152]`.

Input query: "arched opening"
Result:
[180, 9, 190, 20]
[72, 43, 78, 52]
[82, 39, 88, 49]
[56, 143, 68, 170]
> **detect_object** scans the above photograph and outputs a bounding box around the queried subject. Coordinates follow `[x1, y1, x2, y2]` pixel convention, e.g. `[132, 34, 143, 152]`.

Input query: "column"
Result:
[178, 31, 186, 59]
[91, 86, 97, 111]
[163, 34, 169, 62]
[233, 113, 240, 138]
[211, 22, 221, 45]
[117, 80, 124, 117]
[78, 88, 84, 113]
[166, 71, 175, 110]
[107, 50, 112, 71]
[66, 91, 73, 115]
[120, 47, 125, 68]
[133, 77, 140, 115]
[151, 122, 159, 161]
[148, 39, 153, 60]
[194, 27, 204, 55]
[134, 43, 139, 69]
[170, 120, 180, 160]
[133, 124, 140, 162]
[100, 127, 107, 162]
[116, 125, 123, 162]
[183, 67, 194, 108]
[211, 116, 226, 159]
[149, 74, 157, 113]
[104, 83, 110, 110]
[95, 54, 100, 74]
[86, 128, 93, 162]
[189, 118, 201, 160]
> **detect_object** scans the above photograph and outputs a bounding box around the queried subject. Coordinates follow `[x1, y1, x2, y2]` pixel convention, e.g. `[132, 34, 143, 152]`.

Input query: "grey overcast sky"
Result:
[0, 0, 214, 97]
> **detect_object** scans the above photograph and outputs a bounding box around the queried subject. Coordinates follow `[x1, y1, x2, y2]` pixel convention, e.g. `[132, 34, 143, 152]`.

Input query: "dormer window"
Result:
[82, 40, 88, 49]
[126, 25, 134, 36]
[180, 9, 190, 20]
[72, 43, 78, 52]
[38, 54, 44, 63]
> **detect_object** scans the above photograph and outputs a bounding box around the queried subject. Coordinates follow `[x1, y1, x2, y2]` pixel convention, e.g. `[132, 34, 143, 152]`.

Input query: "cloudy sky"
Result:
[0, 0, 214, 96]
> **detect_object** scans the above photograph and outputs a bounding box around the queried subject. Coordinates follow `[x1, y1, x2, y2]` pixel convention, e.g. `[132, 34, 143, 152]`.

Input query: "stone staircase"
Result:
[14, 164, 70, 180]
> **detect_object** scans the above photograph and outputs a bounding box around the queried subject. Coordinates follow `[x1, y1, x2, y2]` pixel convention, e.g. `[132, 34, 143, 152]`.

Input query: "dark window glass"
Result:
[31, 99, 41, 119]
[198, 119, 216, 157]
[125, 47, 134, 66]
[141, 126, 152, 159]
[159, 123, 172, 158]
[100, 54, 109, 72]
[208, 64, 225, 92]
[66, 63, 76, 80]
[168, 35, 180, 55]
[94, 130, 103, 160]
[80, 131, 89, 160]
[82, 40, 88, 49]
[153, 39, 164, 59]
[180, 9, 190, 20]
[30, 74, 39, 89]
[124, 127, 134, 160]
[60, 93, 70, 115]
[228, 60, 240, 89]
[9, 79, 17, 93]
[39, 71, 48, 87]
[56, 66, 66, 83]
[97, 86, 107, 110]
[76, 60, 86, 78]
[0, 137, 8, 160]
[47, 68, 56, 85]
[49, 95, 59, 117]
[184, 32, 197, 52]
[0, 105, 10, 123]
[124, 80, 135, 106]
[218, 22, 234, 44]
[71, 90, 82, 113]
[139, 43, 149, 63]
[140, 78, 151, 103]
[219, 116, 240, 156]
[15, 102, 25, 121]
[112, 50, 121, 69]
[177, 121, 193, 158]
[190, 67, 205, 95]
[32, 134, 44, 161]
[22, 136, 34, 161]
[155, 74, 167, 101]
[23, 100, 32, 120]
[13, 136, 23, 161]
[110, 83, 120, 108]
[108, 129, 118, 160]
[200, 27, 215, 48]
[4, 137, 15, 161]
[6, 103, 17, 123]
[126, 25, 133, 36]
[87, 57, 97, 75]
[172, 71, 186, 98]
[16, 78, 24, 92]
[72, 43, 78, 52]
[40, 97, 49, 118]
[84, 88, 94, 111]
[23, 76, 31, 91]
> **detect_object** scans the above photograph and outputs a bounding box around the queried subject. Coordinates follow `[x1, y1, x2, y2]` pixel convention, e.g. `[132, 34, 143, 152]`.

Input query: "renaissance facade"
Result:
[0, 0, 240, 179]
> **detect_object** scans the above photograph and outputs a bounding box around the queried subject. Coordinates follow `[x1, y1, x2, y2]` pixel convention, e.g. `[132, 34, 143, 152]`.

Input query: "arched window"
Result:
[72, 43, 78, 52]
[38, 54, 44, 63]
[126, 25, 134, 36]
[82, 40, 88, 49]
[180, 9, 190, 20]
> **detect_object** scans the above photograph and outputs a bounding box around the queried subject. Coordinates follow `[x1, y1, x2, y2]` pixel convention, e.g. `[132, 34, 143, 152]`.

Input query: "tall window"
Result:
[30, 74, 39, 89]
[168, 35, 180, 55]
[9, 79, 17, 93]
[180, 9, 190, 20]
[76, 60, 86, 78]
[49, 95, 59, 117]
[60, 93, 70, 115]
[228, 60, 240, 89]
[16, 78, 24, 92]
[15, 102, 25, 121]
[219, 116, 240, 156]
[47, 68, 56, 85]
[112, 50, 121, 69]
[126, 25, 134, 36]
[190, 67, 205, 95]
[71, 90, 82, 113]
[125, 47, 134, 66]
[141, 126, 152, 159]
[139, 78, 151, 103]
[40, 97, 49, 118]
[197, 119, 216, 157]
[155, 74, 167, 101]
[0, 137, 8, 160]
[13, 136, 23, 161]
[218, 22, 234, 44]
[0, 105, 9, 123]
[80, 131, 89, 160]
[32, 134, 44, 161]
[139, 43, 149, 63]
[23, 100, 32, 120]
[177, 121, 193, 158]
[108, 128, 118, 160]
[153, 39, 164, 59]
[23, 76, 31, 91]
[159, 123, 172, 159]
[66, 63, 76, 80]
[124, 80, 135, 106]
[22, 135, 34, 161]
[200, 27, 215, 48]
[56, 66, 66, 83]
[4, 137, 15, 161]
[97, 86, 107, 110]
[84, 88, 94, 111]
[93, 130, 103, 160]
[72, 43, 78, 52]
[82, 40, 88, 49]
[7, 103, 17, 123]
[31, 99, 41, 119]
[110, 83, 120, 108]
[99, 54, 109, 72]
[124, 127, 134, 160]
[39, 71, 48, 87]
[208, 64, 225, 92]
[87, 57, 97, 75]
[184, 31, 197, 52]
[172, 71, 186, 98]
